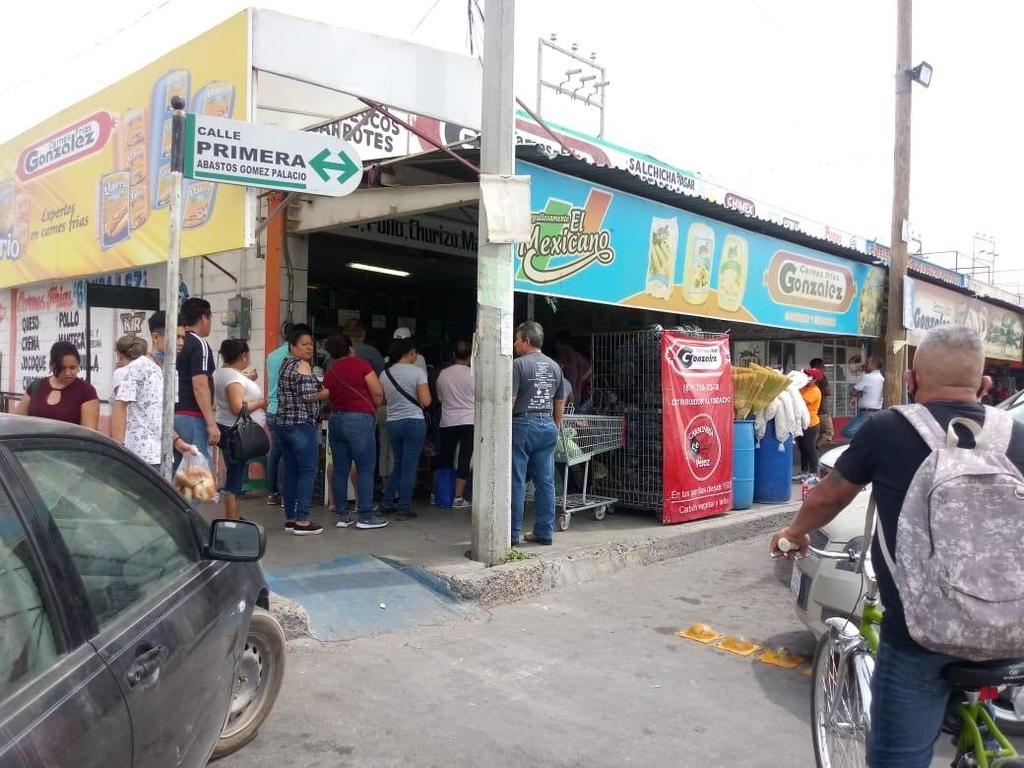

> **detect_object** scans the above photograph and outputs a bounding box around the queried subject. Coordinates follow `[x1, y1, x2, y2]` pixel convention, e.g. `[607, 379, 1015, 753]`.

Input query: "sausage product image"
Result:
[98, 171, 131, 249]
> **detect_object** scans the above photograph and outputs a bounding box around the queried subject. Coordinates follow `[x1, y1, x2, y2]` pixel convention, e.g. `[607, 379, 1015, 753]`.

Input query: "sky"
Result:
[2, 0, 1022, 290]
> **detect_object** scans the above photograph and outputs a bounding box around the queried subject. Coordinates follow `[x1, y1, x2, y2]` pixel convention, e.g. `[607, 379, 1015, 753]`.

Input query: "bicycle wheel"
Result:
[811, 628, 870, 768]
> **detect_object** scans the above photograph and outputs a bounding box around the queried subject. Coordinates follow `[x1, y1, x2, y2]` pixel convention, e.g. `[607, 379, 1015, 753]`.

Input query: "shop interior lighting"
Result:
[347, 262, 410, 278]
[908, 61, 933, 87]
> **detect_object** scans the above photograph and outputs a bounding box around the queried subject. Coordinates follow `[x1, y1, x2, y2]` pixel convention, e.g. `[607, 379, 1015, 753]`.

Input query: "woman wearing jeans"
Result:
[213, 339, 267, 521]
[380, 338, 431, 520]
[323, 334, 388, 530]
[276, 328, 325, 535]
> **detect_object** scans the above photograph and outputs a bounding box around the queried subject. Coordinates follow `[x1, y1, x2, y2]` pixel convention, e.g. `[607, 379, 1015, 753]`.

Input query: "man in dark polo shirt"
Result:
[174, 297, 218, 470]
[771, 325, 1024, 767]
[510, 321, 568, 547]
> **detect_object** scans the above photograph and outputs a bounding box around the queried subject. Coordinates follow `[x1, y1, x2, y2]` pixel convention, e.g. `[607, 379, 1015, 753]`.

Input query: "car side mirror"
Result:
[208, 519, 265, 562]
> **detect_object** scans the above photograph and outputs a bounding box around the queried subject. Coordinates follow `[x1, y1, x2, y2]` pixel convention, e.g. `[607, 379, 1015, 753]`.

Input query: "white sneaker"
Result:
[452, 498, 471, 509]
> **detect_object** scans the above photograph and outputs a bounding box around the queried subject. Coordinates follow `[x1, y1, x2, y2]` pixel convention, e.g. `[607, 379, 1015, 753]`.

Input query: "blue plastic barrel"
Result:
[433, 469, 456, 508]
[754, 420, 794, 504]
[732, 420, 755, 510]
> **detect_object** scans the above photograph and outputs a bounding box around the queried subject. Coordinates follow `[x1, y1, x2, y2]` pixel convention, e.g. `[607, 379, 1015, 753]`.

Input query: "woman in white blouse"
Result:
[214, 339, 267, 520]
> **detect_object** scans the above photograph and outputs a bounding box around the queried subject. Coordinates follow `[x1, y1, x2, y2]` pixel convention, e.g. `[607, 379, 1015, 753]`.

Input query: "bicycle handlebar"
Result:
[776, 537, 856, 562]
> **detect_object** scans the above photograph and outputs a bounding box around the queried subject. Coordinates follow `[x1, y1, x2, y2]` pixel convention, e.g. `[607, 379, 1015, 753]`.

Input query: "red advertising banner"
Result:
[660, 333, 734, 524]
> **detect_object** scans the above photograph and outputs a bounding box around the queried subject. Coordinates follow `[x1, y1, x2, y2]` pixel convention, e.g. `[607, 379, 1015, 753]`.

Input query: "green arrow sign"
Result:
[184, 114, 363, 197]
[310, 149, 360, 184]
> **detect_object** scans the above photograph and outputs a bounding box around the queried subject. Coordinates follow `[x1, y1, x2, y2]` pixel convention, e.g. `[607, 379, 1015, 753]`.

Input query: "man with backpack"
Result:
[771, 324, 1024, 768]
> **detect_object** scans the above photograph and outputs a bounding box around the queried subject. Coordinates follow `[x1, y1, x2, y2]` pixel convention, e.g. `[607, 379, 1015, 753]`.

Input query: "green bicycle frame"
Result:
[859, 600, 882, 655]
[953, 700, 1017, 768]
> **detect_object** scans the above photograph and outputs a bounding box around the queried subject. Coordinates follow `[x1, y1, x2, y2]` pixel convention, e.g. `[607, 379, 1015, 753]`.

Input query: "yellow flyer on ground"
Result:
[0, 11, 250, 289]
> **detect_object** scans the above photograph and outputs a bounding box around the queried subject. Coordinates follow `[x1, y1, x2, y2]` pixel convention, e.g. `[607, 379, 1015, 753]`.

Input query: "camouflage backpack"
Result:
[878, 404, 1024, 661]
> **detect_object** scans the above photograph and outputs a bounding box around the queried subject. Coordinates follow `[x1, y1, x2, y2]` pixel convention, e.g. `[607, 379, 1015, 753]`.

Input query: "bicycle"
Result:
[777, 537, 1024, 768]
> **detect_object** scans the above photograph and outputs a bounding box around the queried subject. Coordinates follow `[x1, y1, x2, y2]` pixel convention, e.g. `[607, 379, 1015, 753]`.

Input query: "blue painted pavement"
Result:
[266, 555, 470, 641]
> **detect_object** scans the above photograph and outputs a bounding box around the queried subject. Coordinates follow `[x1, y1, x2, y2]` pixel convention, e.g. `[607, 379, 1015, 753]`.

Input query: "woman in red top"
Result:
[15, 341, 100, 429]
[323, 334, 387, 529]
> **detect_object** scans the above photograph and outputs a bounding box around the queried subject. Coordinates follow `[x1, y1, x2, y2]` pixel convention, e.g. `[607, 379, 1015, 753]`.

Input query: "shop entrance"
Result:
[301, 211, 481, 511]
[307, 226, 478, 360]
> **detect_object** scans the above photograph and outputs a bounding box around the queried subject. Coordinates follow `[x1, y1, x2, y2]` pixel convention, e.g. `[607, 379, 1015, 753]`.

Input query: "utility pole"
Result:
[883, 0, 912, 407]
[160, 95, 186, 479]
[471, 0, 515, 565]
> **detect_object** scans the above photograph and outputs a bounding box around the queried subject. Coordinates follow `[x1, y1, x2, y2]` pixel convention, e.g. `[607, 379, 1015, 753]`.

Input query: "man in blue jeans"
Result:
[510, 321, 568, 547]
[771, 325, 1024, 767]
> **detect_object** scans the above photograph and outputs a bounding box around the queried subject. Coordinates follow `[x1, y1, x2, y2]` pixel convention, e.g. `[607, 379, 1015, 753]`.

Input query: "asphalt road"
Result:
[218, 536, 1012, 768]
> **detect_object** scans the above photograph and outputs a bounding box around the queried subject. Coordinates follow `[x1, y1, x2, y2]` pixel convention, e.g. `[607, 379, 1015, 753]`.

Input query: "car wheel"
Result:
[211, 607, 286, 760]
[990, 695, 1024, 737]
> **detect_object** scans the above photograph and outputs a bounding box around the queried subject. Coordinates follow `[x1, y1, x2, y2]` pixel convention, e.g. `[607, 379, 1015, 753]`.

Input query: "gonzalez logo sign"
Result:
[16, 112, 115, 182]
[663, 336, 727, 377]
[765, 250, 855, 314]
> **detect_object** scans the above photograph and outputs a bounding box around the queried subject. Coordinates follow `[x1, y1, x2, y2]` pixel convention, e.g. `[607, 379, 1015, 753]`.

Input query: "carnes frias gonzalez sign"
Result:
[903, 277, 1024, 361]
[515, 162, 887, 337]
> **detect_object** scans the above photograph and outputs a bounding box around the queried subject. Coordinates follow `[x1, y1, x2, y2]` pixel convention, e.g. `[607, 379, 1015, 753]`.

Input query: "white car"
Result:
[789, 445, 870, 638]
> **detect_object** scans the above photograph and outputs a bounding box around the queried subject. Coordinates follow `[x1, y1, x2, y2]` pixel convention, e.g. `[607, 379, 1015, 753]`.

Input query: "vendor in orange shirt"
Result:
[796, 368, 823, 481]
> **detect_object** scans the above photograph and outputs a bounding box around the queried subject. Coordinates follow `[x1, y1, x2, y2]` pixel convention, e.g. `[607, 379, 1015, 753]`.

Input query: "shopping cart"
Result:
[551, 411, 625, 531]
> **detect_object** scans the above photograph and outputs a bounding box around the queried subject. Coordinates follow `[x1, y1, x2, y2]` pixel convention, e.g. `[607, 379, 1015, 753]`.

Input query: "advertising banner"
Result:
[516, 163, 887, 337]
[660, 333, 734, 524]
[4, 266, 161, 401]
[0, 11, 250, 290]
[903, 277, 1024, 361]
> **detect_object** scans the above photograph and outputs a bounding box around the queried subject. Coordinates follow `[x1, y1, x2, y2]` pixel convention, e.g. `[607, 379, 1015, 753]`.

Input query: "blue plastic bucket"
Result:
[754, 420, 794, 504]
[433, 468, 456, 508]
[732, 420, 755, 510]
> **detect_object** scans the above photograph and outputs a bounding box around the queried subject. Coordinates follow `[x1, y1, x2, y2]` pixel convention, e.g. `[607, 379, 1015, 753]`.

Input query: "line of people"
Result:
[262, 319, 481, 536]
[12, 306, 573, 550]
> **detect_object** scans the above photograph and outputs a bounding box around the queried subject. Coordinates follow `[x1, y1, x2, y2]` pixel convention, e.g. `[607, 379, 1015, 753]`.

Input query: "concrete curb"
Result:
[266, 502, 801, 636]
[269, 591, 312, 641]
[429, 503, 800, 607]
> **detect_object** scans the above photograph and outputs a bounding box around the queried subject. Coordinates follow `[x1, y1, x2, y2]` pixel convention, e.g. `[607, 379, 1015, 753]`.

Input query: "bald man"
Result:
[771, 325, 1024, 768]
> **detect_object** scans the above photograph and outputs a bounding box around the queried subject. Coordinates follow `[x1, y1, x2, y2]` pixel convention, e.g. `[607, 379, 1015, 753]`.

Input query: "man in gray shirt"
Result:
[511, 321, 568, 546]
[342, 319, 386, 375]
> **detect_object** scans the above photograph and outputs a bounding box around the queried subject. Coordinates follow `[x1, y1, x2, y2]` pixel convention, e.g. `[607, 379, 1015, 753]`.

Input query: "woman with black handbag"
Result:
[380, 337, 432, 520]
[214, 339, 268, 520]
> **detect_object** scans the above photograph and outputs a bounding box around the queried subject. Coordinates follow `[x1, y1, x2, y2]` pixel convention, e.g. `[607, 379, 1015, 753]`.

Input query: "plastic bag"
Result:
[173, 451, 217, 503]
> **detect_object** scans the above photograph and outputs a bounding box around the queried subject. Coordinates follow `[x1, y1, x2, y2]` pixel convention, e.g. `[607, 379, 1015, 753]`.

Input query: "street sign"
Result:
[183, 114, 363, 197]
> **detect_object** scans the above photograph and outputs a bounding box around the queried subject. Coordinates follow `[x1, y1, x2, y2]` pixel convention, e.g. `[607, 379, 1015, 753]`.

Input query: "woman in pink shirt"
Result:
[436, 340, 475, 506]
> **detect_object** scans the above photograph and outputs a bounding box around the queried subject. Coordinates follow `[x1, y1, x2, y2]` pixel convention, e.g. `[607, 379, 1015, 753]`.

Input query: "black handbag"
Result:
[226, 404, 270, 463]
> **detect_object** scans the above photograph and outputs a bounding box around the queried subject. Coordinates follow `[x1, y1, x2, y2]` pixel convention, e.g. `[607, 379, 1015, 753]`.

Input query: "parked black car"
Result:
[0, 415, 285, 767]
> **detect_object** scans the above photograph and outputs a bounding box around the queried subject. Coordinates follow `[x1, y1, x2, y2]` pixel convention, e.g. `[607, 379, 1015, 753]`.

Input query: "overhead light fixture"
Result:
[347, 262, 410, 278]
[908, 61, 933, 88]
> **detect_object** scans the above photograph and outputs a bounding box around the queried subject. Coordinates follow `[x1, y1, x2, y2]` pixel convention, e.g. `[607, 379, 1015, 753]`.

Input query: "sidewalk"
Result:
[238, 489, 803, 609]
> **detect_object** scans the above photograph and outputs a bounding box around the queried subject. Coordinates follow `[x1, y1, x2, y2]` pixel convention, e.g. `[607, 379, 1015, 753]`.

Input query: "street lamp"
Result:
[908, 61, 933, 87]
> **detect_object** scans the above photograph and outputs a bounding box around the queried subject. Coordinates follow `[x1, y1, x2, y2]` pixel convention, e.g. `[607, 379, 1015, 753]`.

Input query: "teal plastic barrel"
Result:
[754, 420, 794, 504]
[732, 420, 755, 510]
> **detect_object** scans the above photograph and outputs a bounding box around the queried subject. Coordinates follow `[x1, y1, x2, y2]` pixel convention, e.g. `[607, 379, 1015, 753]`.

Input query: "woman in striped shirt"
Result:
[276, 328, 327, 535]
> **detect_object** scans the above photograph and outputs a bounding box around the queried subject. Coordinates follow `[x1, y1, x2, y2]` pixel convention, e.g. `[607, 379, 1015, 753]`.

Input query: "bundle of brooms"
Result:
[732, 364, 791, 420]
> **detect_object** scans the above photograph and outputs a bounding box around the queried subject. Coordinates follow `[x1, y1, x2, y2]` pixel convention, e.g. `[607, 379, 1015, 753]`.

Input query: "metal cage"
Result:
[588, 325, 728, 514]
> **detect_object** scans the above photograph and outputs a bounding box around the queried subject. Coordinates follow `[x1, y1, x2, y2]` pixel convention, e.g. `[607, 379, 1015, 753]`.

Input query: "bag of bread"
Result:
[173, 450, 218, 503]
